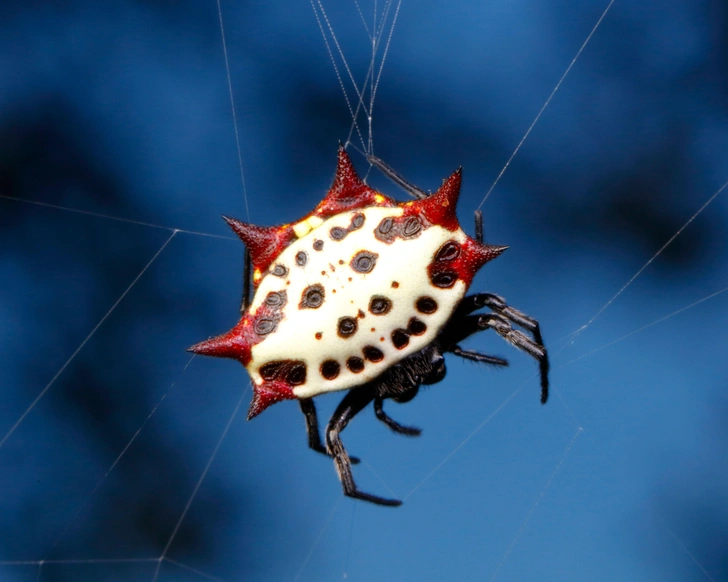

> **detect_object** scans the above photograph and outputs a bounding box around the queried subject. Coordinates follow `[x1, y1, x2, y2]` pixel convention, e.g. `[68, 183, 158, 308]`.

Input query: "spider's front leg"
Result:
[476, 312, 549, 403]
[457, 293, 546, 348]
[443, 294, 550, 403]
[326, 385, 402, 506]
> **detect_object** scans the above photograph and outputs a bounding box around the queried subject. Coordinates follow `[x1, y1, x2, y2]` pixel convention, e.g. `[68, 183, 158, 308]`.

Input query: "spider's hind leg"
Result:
[326, 386, 401, 506]
[374, 396, 421, 437]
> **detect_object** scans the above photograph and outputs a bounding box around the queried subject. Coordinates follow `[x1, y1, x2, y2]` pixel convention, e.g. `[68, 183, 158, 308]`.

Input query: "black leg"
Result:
[325, 385, 402, 506]
[299, 398, 329, 456]
[456, 293, 542, 339]
[470, 295, 549, 404]
[475, 314, 545, 357]
[241, 247, 252, 315]
[441, 313, 548, 403]
[374, 397, 421, 437]
[474, 209, 484, 244]
[450, 345, 508, 367]
[476, 314, 549, 403]
[450, 294, 550, 404]
[366, 155, 429, 200]
[299, 398, 359, 464]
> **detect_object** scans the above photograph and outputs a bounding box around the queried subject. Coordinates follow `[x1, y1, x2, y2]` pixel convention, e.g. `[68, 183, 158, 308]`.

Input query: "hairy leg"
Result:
[299, 398, 359, 464]
[374, 396, 421, 437]
[326, 385, 401, 506]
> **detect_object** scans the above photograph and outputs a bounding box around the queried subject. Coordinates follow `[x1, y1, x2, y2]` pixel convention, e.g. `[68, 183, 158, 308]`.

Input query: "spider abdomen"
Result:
[250, 206, 467, 399]
[189, 146, 505, 419]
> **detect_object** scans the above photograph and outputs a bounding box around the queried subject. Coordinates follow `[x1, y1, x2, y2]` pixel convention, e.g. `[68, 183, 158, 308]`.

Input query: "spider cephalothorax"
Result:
[190, 145, 549, 506]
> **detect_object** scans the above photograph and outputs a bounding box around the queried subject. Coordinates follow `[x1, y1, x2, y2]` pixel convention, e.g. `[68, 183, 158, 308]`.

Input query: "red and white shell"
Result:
[189, 146, 505, 419]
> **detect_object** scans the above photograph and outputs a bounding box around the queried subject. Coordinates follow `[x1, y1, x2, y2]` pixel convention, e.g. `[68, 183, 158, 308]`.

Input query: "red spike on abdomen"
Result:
[223, 216, 295, 274]
[188, 321, 252, 365]
[247, 380, 296, 420]
[406, 168, 462, 231]
[315, 145, 392, 217]
[428, 238, 508, 288]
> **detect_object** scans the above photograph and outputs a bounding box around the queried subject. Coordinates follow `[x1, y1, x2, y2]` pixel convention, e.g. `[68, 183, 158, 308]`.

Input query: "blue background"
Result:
[1, 1, 727, 581]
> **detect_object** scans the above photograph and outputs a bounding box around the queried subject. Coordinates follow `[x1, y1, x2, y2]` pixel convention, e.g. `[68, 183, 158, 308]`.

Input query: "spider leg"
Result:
[240, 247, 252, 315]
[366, 155, 429, 200]
[477, 313, 549, 403]
[326, 385, 402, 506]
[441, 312, 549, 403]
[299, 398, 359, 464]
[452, 293, 549, 403]
[457, 293, 545, 344]
[373, 396, 422, 437]
[475, 294, 549, 402]
[474, 209, 484, 244]
[475, 313, 545, 357]
[450, 345, 508, 367]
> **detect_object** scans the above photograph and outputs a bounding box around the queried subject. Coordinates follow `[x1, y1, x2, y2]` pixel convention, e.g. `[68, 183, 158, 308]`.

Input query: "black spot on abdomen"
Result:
[429, 240, 461, 288]
[255, 318, 276, 335]
[330, 226, 347, 240]
[391, 329, 410, 349]
[350, 250, 378, 274]
[271, 264, 288, 277]
[377, 217, 393, 235]
[320, 359, 340, 380]
[369, 295, 392, 315]
[259, 360, 307, 386]
[407, 317, 427, 336]
[374, 214, 427, 243]
[430, 271, 458, 288]
[435, 241, 461, 261]
[416, 296, 438, 314]
[346, 357, 365, 373]
[265, 291, 286, 307]
[403, 216, 421, 237]
[286, 363, 307, 385]
[363, 346, 384, 362]
[337, 316, 358, 338]
[299, 284, 325, 309]
[259, 361, 285, 380]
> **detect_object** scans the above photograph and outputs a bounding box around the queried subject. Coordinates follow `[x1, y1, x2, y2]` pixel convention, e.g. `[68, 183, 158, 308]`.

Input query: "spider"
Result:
[190, 145, 549, 506]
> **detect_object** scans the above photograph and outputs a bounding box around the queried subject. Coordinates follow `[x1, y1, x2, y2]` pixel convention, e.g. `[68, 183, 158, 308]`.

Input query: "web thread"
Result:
[1, 2, 725, 581]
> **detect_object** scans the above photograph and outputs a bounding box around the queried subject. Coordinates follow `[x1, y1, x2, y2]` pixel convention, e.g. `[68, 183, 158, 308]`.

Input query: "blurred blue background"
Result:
[1, 1, 727, 580]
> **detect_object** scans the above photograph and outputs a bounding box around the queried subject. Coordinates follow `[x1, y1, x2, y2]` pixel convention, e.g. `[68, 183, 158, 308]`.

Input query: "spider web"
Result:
[1, 1, 728, 581]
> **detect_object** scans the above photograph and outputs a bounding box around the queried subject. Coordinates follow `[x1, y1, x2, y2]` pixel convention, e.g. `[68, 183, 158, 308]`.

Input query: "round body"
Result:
[189, 147, 504, 419]
[247, 206, 468, 399]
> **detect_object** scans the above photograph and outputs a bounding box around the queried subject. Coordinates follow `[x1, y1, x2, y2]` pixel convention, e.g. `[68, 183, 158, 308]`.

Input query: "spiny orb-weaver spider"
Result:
[190, 145, 549, 506]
